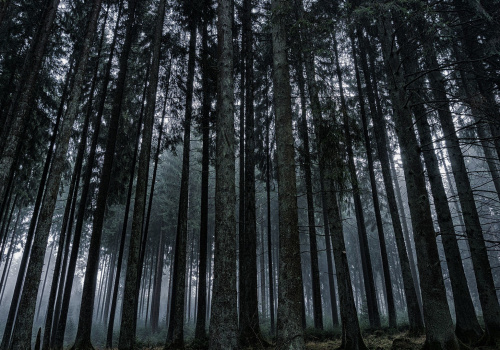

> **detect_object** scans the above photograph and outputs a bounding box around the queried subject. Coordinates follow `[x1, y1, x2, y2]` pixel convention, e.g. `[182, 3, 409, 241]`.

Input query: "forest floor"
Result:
[305, 331, 426, 349]
[103, 327, 499, 349]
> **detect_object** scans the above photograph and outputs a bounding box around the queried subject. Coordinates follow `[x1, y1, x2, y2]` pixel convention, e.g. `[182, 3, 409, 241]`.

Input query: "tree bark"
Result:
[376, 14, 459, 349]
[166, 16, 197, 349]
[70, 1, 138, 348]
[8, 0, 103, 348]
[349, 32, 396, 329]
[239, 0, 264, 345]
[194, 1, 211, 340]
[425, 44, 500, 345]
[118, 0, 165, 348]
[208, 0, 238, 347]
[271, 1, 305, 348]
[333, 35, 381, 330]
[356, 28, 424, 334]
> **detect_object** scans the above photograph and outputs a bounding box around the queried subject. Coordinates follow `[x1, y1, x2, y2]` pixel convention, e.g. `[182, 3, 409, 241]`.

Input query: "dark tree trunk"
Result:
[318, 120, 367, 350]
[166, 16, 197, 348]
[7, 0, 103, 348]
[208, 0, 238, 347]
[349, 32, 396, 329]
[36, 243, 55, 321]
[333, 36, 380, 330]
[415, 100, 483, 344]
[70, 1, 138, 348]
[118, 0, 165, 347]
[356, 29, 424, 334]
[239, 0, 264, 345]
[105, 14, 146, 347]
[271, 1, 305, 348]
[426, 45, 500, 345]
[194, 1, 211, 340]
[265, 85, 276, 336]
[294, 56, 323, 331]
[376, 14, 459, 349]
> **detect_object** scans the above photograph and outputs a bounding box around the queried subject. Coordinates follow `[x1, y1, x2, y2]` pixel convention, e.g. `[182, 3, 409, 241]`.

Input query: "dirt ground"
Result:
[306, 332, 426, 350]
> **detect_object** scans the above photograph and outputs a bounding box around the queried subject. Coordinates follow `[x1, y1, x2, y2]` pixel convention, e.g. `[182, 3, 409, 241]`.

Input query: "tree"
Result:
[69, 0, 139, 348]
[166, 8, 198, 348]
[238, 0, 265, 345]
[354, 26, 424, 334]
[375, 11, 459, 349]
[271, 0, 305, 348]
[118, 0, 166, 348]
[208, 0, 238, 348]
[6, 0, 103, 347]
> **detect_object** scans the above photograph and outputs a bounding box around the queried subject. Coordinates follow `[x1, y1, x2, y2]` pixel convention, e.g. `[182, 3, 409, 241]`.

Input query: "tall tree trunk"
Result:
[319, 124, 367, 350]
[265, 85, 276, 336]
[271, 1, 305, 348]
[415, 100, 483, 343]
[209, 0, 238, 347]
[194, 1, 211, 340]
[41, 55, 83, 350]
[7, 0, 103, 348]
[166, 16, 197, 348]
[0, 47, 70, 350]
[376, 14, 459, 349]
[425, 43, 500, 345]
[333, 36, 381, 330]
[70, 1, 138, 348]
[53, 20, 114, 349]
[151, 226, 165, 333]
[239, 0, 264, 344]
[36, 243, 55, 321]
[294, 56, 323, 331]
[118, 1, 166, 348]
[0, 208, 21, 302]
[349, 32, 396, 329]
[356, 28, 424, 334]
[105, 22, 146, 349]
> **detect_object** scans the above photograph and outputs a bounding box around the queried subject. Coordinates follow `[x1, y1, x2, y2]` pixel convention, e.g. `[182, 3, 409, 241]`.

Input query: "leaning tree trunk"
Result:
[7, 0, 103, 348]
[425, 44, 500, 345]
[376, 14, 459, 350]
[415, 102, 483, 344]
[349, 32, 396, 329]
[70, 1, 138, 348]
[271, 1, 305, 348]
[356, 28, 424, 335]
[394, 15, 484, 343]
[208, 0, 238, 348]
[333, 35, 380, 330]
